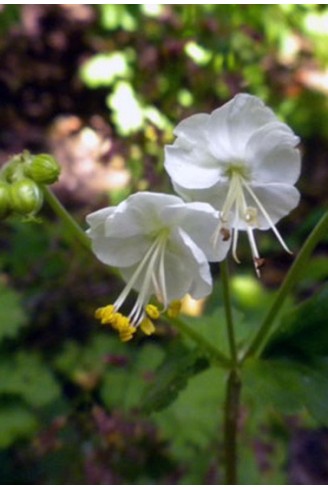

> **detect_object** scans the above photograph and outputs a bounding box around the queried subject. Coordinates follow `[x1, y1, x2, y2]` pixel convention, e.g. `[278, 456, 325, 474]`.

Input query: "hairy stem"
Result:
[242, 209, 328, 361]
[220, 260, 238, 364]
[220, 259, 241, 484]
[42, 185, 91, 251]
[224, 369, 241, 485]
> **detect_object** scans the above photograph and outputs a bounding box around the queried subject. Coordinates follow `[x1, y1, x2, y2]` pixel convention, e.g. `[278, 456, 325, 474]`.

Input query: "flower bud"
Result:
[10, 179, 43, 216]
[0, 181, 11, 219]
[24, 154, 60, 184]
[2, 159, 24, 183]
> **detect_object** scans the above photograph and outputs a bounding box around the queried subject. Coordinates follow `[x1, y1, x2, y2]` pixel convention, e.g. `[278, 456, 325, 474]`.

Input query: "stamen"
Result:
[140, 317, 156, 335]
[145, 304, 160, 320]
[245, 226, 262, 277]
[114, 236, 162, 311]
[232, 228, 240, 264]
[242, 180, 292, 254]
[158, 238, 168, 307]
[95, 231, 171, 342]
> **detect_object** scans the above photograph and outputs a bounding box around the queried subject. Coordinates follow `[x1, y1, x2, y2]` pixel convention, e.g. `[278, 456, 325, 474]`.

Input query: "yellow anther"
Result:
[145, 304, 160, 320]
[140, 317, 156, 336]
[167, 300, 182, 318]
[119, 325, 136, 342]
[111, 313, 131, 331]
[95, 305, 115, 323]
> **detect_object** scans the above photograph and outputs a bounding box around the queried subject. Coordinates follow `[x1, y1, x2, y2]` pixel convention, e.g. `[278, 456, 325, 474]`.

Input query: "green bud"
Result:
[0, 181, 11, 219]
[10, 179, 43, 216]
[24, 154, 60, 184]
[2, 159, 24, 183]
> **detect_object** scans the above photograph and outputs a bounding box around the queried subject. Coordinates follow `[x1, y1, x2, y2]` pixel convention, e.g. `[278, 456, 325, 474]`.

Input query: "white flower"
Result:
[86, 192, 229, 340]
[164, 93, 301, 274]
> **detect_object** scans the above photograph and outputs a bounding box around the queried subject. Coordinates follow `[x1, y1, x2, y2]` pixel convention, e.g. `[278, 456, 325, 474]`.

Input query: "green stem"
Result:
[220, 260, 238, 365]
[42, 185, 91, 251]
[224, 369, 241, 485]
[165, 314, 231, 369]
[242, 209, 328, 361]
[220, 260, 241, 484]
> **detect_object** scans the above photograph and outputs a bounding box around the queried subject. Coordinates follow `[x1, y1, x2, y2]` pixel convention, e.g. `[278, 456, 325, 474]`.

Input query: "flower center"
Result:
[213, 167, 291, 275]
[113, 229, 170, 324]
[94, 229, 180, 341]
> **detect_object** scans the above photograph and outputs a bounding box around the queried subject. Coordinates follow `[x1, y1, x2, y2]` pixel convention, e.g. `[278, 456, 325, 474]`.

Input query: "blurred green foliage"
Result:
[0, 3, 327, 485]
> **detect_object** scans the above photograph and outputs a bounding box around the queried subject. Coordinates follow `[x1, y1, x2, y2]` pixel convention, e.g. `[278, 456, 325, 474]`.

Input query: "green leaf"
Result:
[0, 283, 26, 341]
[243, 358, 328, 424]
[178, 307, 253, 358]
[152, 366, 226, 453]
[264, 285, 328, 361]
[0, 351, 60, 407]
[243, 359, 303, 413]
[142, 342, 209, 413]
[0, 403, 38, 448]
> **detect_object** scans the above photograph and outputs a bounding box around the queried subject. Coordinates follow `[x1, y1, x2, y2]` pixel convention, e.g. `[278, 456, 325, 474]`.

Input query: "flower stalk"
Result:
[224, 369, 242, 485]
[41, 185, 91, 251]
[220, 259, 238, 365]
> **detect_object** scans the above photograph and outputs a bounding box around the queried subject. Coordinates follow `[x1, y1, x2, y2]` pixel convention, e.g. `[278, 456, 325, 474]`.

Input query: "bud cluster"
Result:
[0, 151, 60, 220]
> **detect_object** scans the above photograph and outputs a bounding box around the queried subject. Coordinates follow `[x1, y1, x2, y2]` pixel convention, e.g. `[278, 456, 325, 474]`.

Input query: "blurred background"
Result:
[0, 4, 327, 484]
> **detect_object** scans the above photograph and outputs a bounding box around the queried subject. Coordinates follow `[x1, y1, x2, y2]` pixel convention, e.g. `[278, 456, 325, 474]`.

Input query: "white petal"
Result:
[105, 192, 182, 237]
[174, 229, 213, 299]
[245, 183, 300, 229]
[208, 94, 277, 160]
[91, 234, 151, 267]
[164, 144, 221, 189]
[173, 180, 230, 211]
[245, 121, 301, 185]
[161, 201, 229, 262]
[173, 113, 210, 148]
[86, 206, 116, 237]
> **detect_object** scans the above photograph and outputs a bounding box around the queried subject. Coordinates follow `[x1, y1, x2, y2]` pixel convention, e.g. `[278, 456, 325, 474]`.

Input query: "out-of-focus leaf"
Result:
[0, 403, 38, 448]
[54, 333, 130, 393]
[244, 285, 328, 424]
[0, 5, 21, 34]
[244, 358, 328, 424]
[243, 359, 303, 413]
[0, 283, 26, 340]
[98, 5, 139, 31]
[100, 343, 165, 411]
[184, 41, 212, 65]
[263, 285, 328, 361]
[0, 352, 60, 407]
[107, 81, 144, 135]
[80, 52, 131, 88]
